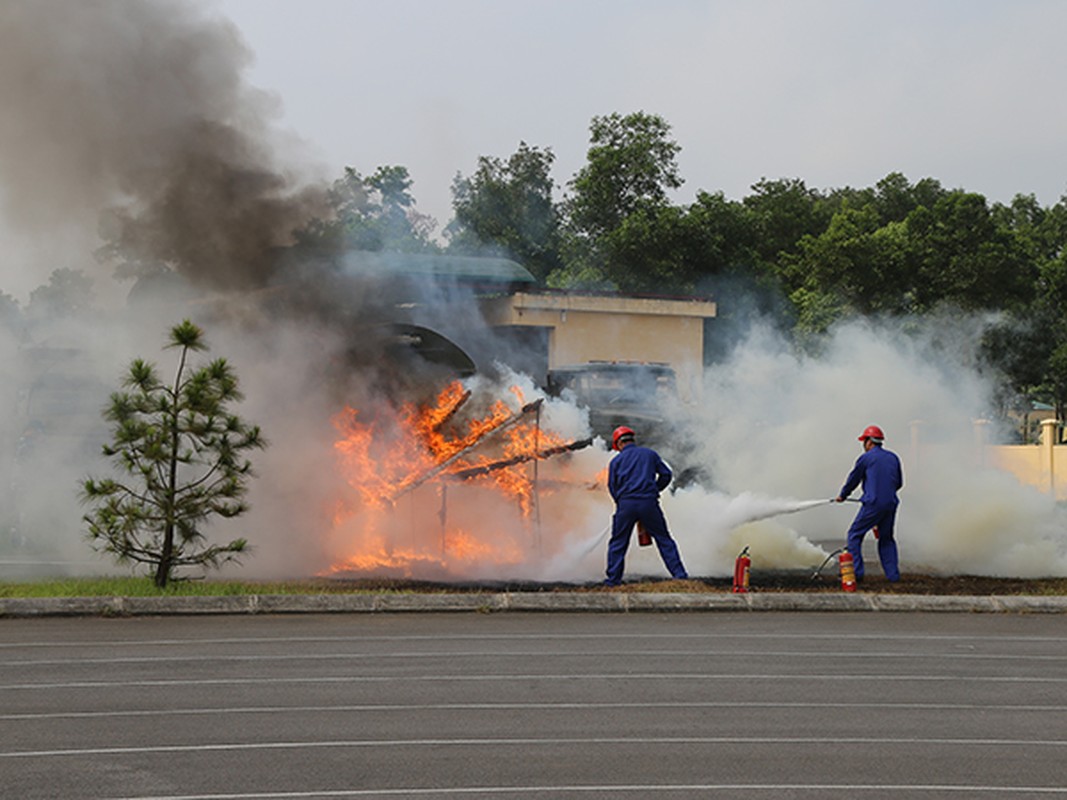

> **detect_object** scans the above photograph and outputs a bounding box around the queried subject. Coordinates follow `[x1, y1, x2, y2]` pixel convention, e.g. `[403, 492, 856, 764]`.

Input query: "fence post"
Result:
[1041, 418, 1058, 496]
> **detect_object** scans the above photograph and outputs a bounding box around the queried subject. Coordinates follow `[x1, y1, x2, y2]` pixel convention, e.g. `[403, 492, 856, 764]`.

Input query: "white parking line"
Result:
[100, 783, 1067, 799]
[4, 734, 1067, 759]
[4, 630, 1067, 649]
[5, 699, 1066, 721]
[3, 672, 1067, 691]
[3, 648, 1066, 667]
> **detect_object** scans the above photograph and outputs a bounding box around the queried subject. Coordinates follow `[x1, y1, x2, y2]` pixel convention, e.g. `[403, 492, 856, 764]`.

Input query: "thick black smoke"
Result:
[0, 0, 328, 292]
[0, 0, 505, 578]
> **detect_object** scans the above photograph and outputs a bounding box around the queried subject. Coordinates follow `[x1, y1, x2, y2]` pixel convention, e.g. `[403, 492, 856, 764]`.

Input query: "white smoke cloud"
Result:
[684, 316, 1067, 579]
[9, 298, 1067, 584]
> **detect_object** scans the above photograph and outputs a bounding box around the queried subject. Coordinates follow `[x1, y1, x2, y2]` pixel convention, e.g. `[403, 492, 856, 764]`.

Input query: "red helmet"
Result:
[612, 426, 635, 451]
[858, 425, 885, 442]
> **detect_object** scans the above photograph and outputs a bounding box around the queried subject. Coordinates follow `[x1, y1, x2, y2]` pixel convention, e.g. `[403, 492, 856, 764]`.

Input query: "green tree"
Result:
[25, 268, 95, 321]
[366, 165, 437, 250]
[868, 172, 945, 224]
[597, 203, 690, 293]
[781, 205, 915, 327]
[82, 320, 266, 588]
[905, 192, 1034, 312]
[556, 111, 683, 289]
[743, 178, 831, 265]
[0, 290, 21, 336]
[981, 306, 1058, 422]
[297, 165, 439, 255]
[447, 142, 562, 281]
[587, 192, 759, 295]
[565, 111, 683, 240]
[684, 191, 760, 274]
[1046, 343, 1067, 434]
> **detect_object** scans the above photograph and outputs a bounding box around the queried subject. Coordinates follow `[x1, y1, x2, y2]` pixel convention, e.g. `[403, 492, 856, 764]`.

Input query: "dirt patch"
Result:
[720, 572, 1067, 596]
[328, 572, 1067, 596]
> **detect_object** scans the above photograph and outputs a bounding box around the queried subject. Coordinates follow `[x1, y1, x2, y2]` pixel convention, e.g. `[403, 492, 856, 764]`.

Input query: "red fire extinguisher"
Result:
[733, 546, 751, 593]
[637, 521, 652, 547]
[838, 550, 857, 592]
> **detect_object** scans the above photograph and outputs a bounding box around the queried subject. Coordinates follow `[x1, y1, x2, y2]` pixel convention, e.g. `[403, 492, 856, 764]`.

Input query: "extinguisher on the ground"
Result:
[838, 550, 857, 592]
[636, 521, 652, 547]
[733, 546, 751, 593]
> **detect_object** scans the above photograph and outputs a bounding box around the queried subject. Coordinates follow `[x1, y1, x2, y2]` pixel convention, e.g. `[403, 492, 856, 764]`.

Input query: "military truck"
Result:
[547, 361, 677, 441]
[545, 361, 707, 486]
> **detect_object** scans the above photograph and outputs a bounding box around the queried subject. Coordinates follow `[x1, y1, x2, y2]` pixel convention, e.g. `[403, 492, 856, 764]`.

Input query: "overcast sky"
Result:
[214, 0, 1067, 232]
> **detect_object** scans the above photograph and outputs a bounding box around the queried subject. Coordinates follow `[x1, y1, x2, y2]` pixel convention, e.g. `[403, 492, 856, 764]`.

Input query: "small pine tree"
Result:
[82, 320, 266, 587]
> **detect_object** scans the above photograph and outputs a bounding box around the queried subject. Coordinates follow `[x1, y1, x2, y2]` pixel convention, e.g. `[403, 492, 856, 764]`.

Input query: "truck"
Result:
[545, 361, 707, 487]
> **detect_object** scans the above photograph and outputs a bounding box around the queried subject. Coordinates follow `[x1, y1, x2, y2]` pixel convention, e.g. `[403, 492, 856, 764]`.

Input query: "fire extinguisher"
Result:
[637, 521, 652, 547]
[732, 546, 751, 593]
[838, 549, 857, 592]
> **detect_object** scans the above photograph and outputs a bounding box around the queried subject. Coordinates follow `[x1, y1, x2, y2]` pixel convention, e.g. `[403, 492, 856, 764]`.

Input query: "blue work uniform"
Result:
[838, 444, 904, 582]
[605, 444, 688, 585]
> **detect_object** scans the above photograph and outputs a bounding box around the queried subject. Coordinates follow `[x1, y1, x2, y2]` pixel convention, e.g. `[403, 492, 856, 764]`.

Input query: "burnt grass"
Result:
[326, 571, 1067, 596]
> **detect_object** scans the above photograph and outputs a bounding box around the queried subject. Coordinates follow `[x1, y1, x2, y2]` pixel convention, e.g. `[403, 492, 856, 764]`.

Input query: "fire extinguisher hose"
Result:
[811, 546, 845, 581]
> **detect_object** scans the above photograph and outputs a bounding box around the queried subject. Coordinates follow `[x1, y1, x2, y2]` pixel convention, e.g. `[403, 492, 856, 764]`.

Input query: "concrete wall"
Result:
[908, 418, 1067, 501]
[480, 292, 717, 402]
[985, 419, 1067, 500]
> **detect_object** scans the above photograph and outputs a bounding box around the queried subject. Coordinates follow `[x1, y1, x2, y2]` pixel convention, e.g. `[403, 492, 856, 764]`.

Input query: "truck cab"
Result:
[545, 361, 707, 487]
[546, 361, 678, 447]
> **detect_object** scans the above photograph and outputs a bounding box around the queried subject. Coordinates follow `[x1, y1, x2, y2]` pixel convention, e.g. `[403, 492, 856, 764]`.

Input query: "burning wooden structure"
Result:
[330, 380, 597, 576]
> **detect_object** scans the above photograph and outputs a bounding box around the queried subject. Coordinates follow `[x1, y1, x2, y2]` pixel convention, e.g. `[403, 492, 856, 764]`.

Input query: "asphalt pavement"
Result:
[4, 611, 1067, 798]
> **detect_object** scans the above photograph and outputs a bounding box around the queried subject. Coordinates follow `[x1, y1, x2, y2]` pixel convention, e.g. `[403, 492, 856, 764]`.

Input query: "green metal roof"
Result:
[340, 252, 536, 285]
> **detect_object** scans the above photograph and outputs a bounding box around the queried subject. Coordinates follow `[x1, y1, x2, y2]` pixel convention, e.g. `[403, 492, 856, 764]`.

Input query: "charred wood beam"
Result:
[382, 399, 545, 502]
[524, 477, 602, 492]
[429, 389, 471, 433]
[447, 437, 594, 481]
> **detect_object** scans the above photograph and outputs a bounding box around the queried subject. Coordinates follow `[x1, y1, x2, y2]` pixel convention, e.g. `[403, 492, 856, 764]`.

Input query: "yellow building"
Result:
[325, 253, 719, 403]
[480, 291, 717, 402]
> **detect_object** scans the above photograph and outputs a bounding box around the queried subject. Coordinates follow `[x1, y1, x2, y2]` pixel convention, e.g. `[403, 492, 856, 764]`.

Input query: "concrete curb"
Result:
[3, 592, 1067, 617]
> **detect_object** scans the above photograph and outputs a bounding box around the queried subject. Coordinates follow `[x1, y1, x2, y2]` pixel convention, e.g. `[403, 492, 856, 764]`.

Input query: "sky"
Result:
[214, 0, 1067, 234]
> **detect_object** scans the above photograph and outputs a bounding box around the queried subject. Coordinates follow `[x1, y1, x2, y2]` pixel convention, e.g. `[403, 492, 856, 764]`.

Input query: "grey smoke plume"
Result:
[0, 0, 401, 576]
[0, 0, 581, 581]
[0, 0, 327, 293]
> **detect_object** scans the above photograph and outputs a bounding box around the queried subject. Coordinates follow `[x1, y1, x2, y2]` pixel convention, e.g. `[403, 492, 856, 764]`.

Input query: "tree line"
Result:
[5, 110, 1067, 428]
[291, 111, 1067, 428]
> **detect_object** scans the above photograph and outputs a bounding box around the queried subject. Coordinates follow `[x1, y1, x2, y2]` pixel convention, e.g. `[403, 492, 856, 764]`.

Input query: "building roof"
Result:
[484, 290, 717, 320]
[339, 252, 537, 286]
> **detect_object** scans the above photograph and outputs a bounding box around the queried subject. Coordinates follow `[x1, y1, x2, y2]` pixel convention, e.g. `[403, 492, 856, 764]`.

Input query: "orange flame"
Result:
[328, 381, 587, 577]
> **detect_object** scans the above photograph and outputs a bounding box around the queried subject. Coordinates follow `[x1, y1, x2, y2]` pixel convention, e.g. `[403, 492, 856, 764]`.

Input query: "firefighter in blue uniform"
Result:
[834, 424, 904, 583]
[604, 426, 688, 586]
